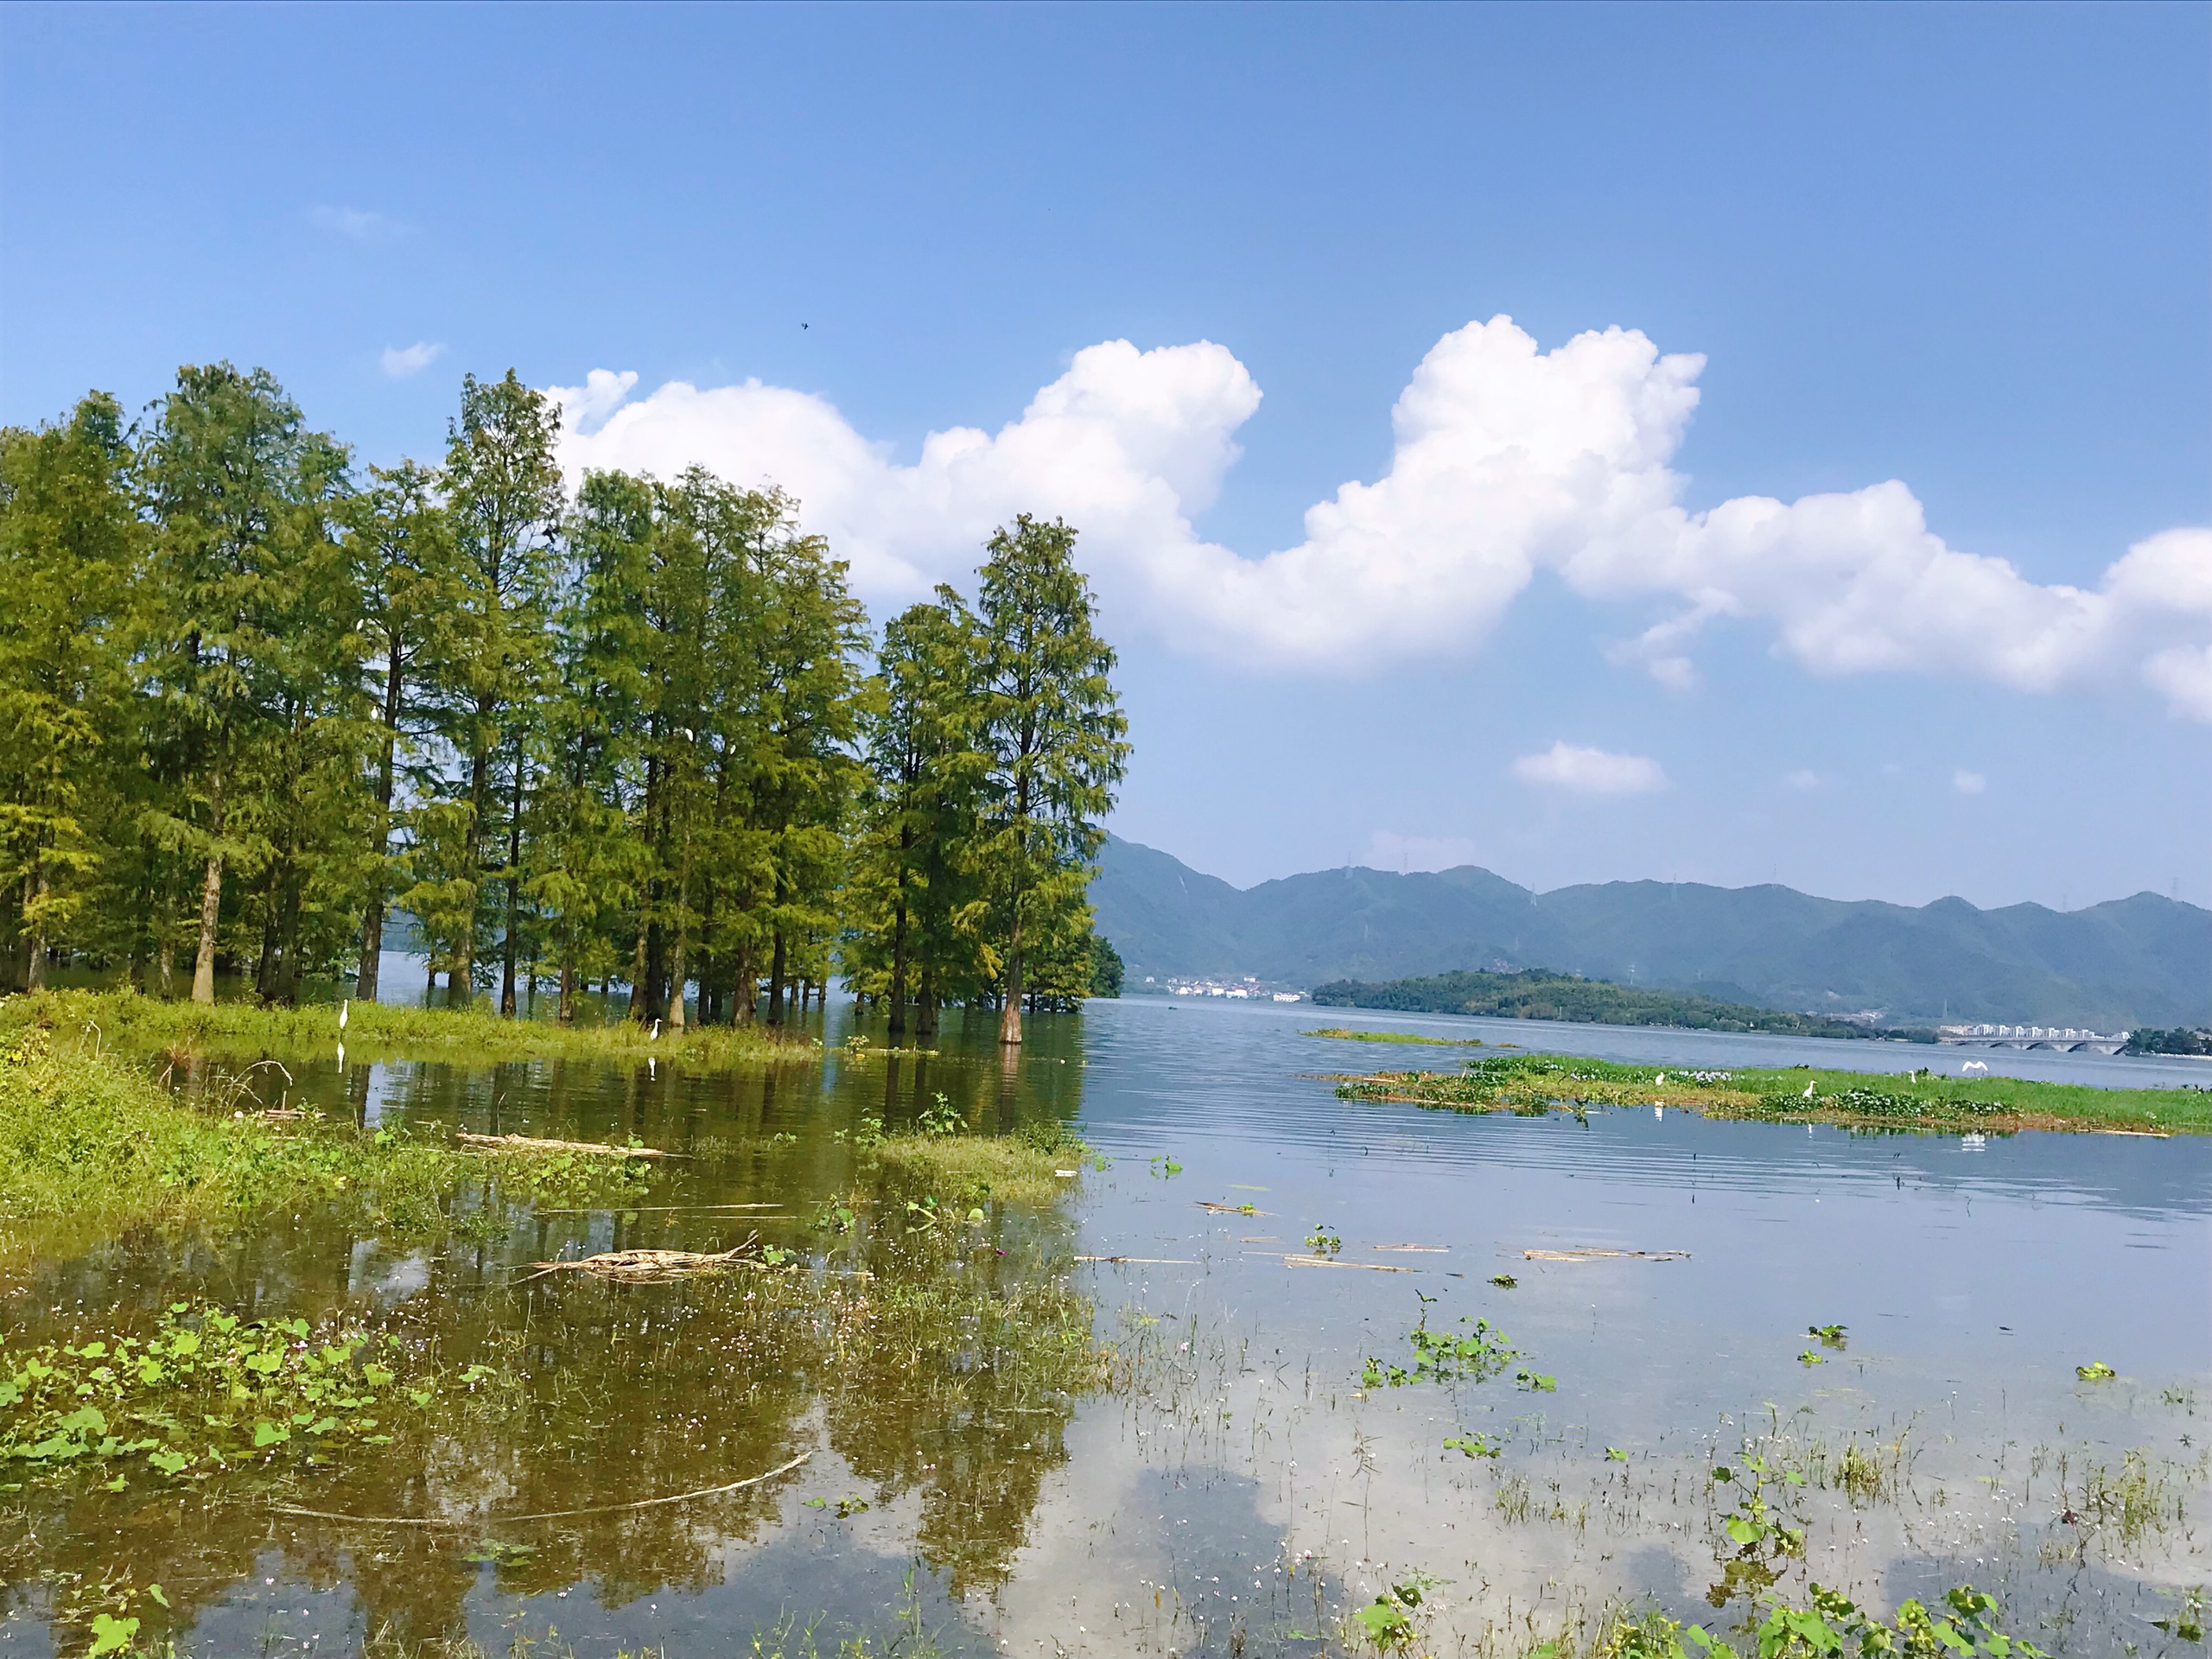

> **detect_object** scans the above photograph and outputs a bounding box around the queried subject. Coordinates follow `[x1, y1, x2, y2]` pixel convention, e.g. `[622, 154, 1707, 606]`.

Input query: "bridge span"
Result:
[1939, 1025, 2129, 1056]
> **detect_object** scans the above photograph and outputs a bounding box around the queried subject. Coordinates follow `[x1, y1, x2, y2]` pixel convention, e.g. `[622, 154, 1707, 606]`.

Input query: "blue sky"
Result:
[5, 3, 2208, 907]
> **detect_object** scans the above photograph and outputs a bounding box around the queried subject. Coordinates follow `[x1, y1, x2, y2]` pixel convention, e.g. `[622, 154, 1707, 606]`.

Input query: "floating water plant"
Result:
[2075, 1360, 2117, 1381]
[0, 1300, 442, 1490]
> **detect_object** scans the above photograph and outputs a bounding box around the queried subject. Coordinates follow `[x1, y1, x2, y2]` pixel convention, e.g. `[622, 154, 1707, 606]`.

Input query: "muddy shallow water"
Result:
[3, 996, 2205, 1656]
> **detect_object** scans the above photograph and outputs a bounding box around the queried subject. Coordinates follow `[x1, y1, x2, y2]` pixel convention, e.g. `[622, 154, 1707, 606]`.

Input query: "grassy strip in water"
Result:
[0, 1028, 656, 1258]
[0, 987, 818, 1068]
[1306, 1026, 1491, 1046]
[1335, 1050, 2211, 1135]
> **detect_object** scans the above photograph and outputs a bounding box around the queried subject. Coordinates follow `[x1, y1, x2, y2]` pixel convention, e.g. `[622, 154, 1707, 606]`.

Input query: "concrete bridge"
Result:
[1940, 1025, 2129, 1056]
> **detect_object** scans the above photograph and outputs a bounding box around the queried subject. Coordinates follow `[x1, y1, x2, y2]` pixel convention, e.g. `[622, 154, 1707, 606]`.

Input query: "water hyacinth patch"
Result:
[0, 1300, 445, 1489]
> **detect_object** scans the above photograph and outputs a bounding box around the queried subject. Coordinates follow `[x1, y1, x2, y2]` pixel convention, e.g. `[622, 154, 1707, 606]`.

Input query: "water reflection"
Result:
[3, 998, 2206, 1658]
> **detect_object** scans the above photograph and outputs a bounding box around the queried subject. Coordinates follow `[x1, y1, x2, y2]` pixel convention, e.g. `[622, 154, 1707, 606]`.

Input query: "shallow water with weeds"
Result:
[2, 996, 2203, 1656]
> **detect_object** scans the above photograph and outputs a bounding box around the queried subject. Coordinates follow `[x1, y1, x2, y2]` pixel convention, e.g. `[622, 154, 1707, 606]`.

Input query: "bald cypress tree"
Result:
[974, 517, 1128, 1046]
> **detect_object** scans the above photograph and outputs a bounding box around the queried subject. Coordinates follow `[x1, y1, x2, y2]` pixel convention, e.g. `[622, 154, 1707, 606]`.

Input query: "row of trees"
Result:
[0, 365, 1128, 1042]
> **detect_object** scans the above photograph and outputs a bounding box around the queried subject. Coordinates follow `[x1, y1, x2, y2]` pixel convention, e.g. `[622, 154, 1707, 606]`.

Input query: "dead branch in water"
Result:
[272, 1450, 812, 1526]
[457, 1132, 671, 1159]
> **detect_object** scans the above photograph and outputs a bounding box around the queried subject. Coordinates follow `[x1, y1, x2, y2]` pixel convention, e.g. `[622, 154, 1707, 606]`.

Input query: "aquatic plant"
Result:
[1305, 1227, 1343, 1255]
[1333, 1048, 2206, 1135]
[0, 1300, 446, 1490]
[0, 1028, 659, 1261]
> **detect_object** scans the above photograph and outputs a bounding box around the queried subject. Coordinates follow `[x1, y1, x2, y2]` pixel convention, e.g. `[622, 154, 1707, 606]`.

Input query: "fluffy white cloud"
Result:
[1783, 768, 1821, 791]
[548, 318, 2212, 719]
[1953, 770, 1988, 796]
[380, 341, 445, 379]
[1511, 742, 1666, 796]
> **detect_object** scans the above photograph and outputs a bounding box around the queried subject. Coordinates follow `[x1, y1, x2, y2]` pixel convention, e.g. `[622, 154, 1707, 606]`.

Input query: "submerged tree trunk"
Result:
[997, 914, 1024, 1047]
[766, 927, 787, 1027]
[887, 875, 911, 1041]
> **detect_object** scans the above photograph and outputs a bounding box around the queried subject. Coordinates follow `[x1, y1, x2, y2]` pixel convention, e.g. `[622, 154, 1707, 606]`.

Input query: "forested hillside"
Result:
[1092, 836, 2212, 1027]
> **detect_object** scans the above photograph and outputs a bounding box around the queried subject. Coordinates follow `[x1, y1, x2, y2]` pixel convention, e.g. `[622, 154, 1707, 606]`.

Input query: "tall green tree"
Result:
[975, 517, 1128, 1046]
[349, 462, 451, 1001]
[137, 365, 353, 1005]
[531, 468, 654, 1025]
[0, 394, 140, 989]
[423, 371, 564, 1012]
[845, 591, 988, 1039]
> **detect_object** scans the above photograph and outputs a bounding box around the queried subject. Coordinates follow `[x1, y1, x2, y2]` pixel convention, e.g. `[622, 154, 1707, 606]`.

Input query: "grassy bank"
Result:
[1333, 1050, 2211, 1135]
[0, 987, 819, 1068]
[1306, 1026, 1490, 1046]
[0, 1027, 657, 1266]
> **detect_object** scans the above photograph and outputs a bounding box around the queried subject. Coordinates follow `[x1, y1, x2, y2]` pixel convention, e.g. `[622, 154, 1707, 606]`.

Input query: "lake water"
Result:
[3, 996, 2205, 1657]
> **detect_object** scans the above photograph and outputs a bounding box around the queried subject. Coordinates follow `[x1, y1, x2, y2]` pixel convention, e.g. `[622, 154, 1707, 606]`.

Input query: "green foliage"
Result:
[1311, 968, 1884, 1039]
[1753, 1584, 2044, 1658]
[973, 516, 1128, 1041]
[4, 370, 1130, 1044]
[1336, 1049, 2210, 1135]
[0, 1299, 444, 1488]
[0, 1022, 660, 1252]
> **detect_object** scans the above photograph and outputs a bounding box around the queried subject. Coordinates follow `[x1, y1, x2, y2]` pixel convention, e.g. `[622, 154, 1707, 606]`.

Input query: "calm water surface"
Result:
[3, 996, 2204, 1656]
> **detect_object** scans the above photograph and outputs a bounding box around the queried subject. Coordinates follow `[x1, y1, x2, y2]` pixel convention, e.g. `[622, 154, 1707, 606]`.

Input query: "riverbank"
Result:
[0, 1026, 664, 1275]
[0, 987, 819, 1068]
[1329, 1046, 2211, 1135]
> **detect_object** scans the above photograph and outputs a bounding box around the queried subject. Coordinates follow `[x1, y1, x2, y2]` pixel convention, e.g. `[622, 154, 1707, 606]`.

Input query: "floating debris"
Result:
[459, 1132, 669, 1159]
[519, 1243, 773, 1282]
[274, 1451, 812, 1526]
[1283, 1254, 1414, 1272]
[1197, 1200, 1266, 1215]
[1373, 1243, 1446, 1253]
[1521, 1248, 1689, 1262]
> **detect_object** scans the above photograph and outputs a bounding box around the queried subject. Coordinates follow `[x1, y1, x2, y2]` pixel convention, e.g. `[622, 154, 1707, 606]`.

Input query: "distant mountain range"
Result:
[1090, 836, 2212, 1029]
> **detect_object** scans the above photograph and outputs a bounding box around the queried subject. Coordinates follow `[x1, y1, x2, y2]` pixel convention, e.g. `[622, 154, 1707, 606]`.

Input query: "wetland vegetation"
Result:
[1328, 1046, 2212, 1135]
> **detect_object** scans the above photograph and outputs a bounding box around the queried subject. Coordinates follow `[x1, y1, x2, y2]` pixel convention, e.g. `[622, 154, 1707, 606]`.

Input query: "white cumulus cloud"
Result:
[1511, 742, 1667, 796]
[1953, 770, 1988, 796]
[547, 318, 2212, 720]
[380, 341, 445, 379]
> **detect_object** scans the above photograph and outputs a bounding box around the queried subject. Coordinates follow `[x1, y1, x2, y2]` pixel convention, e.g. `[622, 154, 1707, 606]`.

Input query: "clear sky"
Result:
[4, 3, 2208, 908]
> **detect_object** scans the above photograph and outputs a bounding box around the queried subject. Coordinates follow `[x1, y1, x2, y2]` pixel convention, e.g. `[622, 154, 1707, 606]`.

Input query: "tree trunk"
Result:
[557, 937, 575, 1027]
[23, 861, 48, 992]
[997, 918, 1024, 1047]
[626, 920, 649, 1022]
[501, 736, 524, 1017]
[668, 925, 688, 1032]
[887, 881, 911, 1041]
[191, 772, 226, 1006]
[731, 941, 755, 1025]
[917, 965, 938, 1039]
[359, 646, 403, 1001]
[767, 928, 787, 1026]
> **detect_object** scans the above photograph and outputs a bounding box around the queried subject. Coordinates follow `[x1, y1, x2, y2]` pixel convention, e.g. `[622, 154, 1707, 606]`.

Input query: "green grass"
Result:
[871, 1133, 1078, 1209]
[0, 988, 818, 1069]
[1306, 1026, 1488, 1046]
[1336, 1051, 2211, 1135]
[0, 1025, 656, 1268]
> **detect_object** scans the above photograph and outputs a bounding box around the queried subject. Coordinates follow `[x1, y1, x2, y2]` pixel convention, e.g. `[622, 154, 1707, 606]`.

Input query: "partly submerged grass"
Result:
[1306, 1026, 1489, 1046]
[0, 987, 818, 1069]
[870, 1128, 1082, 1209]
[0, 1027, 656, 1268]
[1335, 1051, 2211, 1135]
